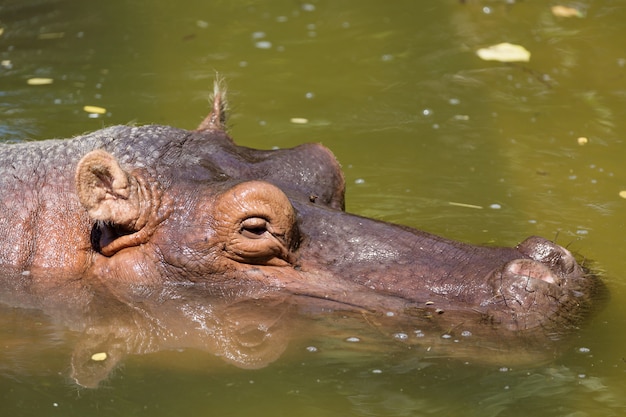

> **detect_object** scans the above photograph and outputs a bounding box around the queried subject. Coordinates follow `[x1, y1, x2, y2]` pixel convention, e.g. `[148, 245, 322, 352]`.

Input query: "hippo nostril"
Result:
[503, 259, 559, 286]
[516, 236, 579, 276]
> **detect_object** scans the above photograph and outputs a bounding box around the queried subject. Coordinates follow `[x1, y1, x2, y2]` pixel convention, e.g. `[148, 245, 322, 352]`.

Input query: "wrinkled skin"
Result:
[0, 89, 604, 387]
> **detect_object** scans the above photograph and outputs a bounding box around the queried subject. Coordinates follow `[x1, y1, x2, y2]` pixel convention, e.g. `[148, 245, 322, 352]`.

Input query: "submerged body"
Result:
[0, 90, 604, 386]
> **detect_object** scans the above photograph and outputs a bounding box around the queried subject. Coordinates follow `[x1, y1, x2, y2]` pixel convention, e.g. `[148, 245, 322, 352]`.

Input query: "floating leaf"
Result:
[577, 137, 588, 145]
[27, 78, 54, 85]
[551, 5, 584, 18]
[619, 191, 626, 200]
[83, 105, 107, 114]
[90, 352, 108, 361]
[448, 201, 483, 209]
[476, 42, 531, 63]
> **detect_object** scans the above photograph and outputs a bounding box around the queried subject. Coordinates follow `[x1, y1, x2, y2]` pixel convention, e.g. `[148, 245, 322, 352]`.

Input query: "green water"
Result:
[1, 0, 626, 415]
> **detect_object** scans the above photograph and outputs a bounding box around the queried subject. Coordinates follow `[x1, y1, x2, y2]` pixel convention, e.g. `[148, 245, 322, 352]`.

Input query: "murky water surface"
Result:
[1, 1, 626, 416]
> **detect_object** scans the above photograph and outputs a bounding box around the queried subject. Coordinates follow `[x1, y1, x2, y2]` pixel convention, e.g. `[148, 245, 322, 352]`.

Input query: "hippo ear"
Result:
[75, 150, 169, 256]
[75, 150, 142, 227]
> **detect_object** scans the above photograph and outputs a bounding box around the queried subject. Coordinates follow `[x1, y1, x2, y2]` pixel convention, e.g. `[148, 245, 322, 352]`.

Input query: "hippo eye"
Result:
[240, 217, 269, 239]
[213, 180, 299, 266]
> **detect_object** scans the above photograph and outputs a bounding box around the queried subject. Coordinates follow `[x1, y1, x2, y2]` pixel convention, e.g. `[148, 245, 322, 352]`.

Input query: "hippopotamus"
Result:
[0, 86, 604, 387]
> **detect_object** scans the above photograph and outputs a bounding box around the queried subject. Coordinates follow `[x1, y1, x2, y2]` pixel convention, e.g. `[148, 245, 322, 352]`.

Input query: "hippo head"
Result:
[71, 90, 602, 348]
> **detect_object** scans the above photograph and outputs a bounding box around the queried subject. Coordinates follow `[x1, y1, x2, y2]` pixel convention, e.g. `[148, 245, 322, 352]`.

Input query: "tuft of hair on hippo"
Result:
[0, 81, 606, 387]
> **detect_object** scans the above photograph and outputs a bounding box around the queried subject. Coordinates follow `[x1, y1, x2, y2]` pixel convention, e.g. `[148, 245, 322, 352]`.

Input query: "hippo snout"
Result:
[485, 237, 594, 332]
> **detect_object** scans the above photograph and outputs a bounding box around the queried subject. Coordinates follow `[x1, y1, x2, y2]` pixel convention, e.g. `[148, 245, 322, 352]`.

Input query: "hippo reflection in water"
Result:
[0, 85, 604, 387]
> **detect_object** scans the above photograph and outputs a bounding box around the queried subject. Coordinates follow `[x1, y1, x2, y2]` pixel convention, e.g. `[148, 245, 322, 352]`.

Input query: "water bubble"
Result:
[414, 330, 425, 338]
[252, 31, 266, 39]
[302, 3, 316, 11]
[372, 369, 383, 374]
[461, 330, 472, 337]
[381, 54, 394, 62]
[482, 6, 492, 14]
[345, 336, 361, 343]
[499, 367, 509, 372]
[422, 108, 432, 117]
[354, 178, 365, 185]
[255, 41, 272, 49]
[449, 98, 460, 105]
[385, 311, 395, 317]
[578, 347, 590, 353]
[393, 332, 409, 341]
[489, 203, 501, 210]
[306, 346, 318, 353]
[305, 92, 315, 99]
[441, 334, 452, 339]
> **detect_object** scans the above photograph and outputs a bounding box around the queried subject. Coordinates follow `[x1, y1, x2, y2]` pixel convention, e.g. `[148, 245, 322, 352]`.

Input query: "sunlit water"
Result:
[1, 1, 626, 416]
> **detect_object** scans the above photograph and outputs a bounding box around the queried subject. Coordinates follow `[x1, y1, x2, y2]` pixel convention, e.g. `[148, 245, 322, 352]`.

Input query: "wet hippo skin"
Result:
[0, 84, 605, 387]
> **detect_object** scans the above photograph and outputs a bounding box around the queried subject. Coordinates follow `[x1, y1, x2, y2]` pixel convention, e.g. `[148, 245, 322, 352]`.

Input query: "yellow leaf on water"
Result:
[90, 352, 108, 361]
[27, 78, 54, 85]
[83, 105, 107, 114]
[476, 42, 531, 63]
[448, 201, 483, 210]
[551, 5, 584, 18]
